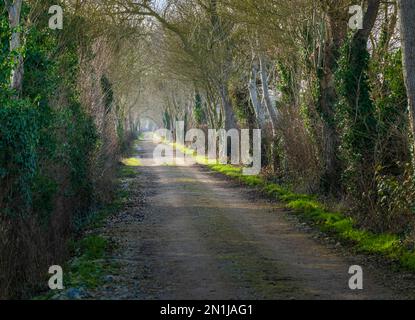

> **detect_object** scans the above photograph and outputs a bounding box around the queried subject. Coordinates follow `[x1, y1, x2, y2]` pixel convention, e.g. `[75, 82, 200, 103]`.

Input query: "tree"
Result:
[335, 0, 381, 206]
[316, 0, 349, 194]
[5, 0, 24, 94]
[398, 0, 415, 152]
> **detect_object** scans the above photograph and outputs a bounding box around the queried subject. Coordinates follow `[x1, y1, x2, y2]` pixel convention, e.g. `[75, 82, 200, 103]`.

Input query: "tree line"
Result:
[1, 0, 415, 298]
[128, 0, 415, 236]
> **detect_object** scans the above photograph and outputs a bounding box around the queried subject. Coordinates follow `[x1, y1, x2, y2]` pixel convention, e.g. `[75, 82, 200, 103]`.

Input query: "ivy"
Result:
[0, 99, 39, 216]
[193, 93, 205, 125]
[335, 35, 378, 201]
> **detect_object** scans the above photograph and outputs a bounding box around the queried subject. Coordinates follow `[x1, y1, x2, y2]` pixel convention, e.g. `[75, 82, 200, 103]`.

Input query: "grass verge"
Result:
[34, 142, 139, 299]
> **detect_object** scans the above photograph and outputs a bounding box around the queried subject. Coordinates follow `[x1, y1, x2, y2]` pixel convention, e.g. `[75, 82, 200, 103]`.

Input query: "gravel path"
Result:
[88, 139, 415, 300]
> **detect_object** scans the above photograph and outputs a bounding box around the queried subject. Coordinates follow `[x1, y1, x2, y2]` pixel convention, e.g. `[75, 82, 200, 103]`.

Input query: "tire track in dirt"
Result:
[89, 139, 414, 300]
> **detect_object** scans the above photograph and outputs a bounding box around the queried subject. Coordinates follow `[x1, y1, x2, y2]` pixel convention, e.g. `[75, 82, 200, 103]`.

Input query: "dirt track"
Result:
[90, 139, 415, 300]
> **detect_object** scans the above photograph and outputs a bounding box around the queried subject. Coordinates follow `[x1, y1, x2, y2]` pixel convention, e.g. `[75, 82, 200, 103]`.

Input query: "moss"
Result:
[120, 165, 137, 178]
[121, 157, 141, 167]
[66, 235, 118, 289]
[275, 194, 401, 259]
[400, 252, 415, 270]
[79, 235, 107, 259]
[240, 175, 263, 186]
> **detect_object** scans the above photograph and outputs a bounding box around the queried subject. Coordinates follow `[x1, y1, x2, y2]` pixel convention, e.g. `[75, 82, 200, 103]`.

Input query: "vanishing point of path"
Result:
[90, 139, 415, 300]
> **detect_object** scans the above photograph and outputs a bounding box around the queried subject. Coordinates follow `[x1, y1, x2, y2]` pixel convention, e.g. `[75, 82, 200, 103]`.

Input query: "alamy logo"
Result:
[153, 121, 261, 175]
[348, 265, 363, 290]
[48, 265, 64, 290]
[48, 5, 63, 30]
[348, 5, 363, 30]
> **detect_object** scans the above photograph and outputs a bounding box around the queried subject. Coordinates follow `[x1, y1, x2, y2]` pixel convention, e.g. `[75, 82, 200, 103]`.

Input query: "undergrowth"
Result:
[34, 140, 139, 299]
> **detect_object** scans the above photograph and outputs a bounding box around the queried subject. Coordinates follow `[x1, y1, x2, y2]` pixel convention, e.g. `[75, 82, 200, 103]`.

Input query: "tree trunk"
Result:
[259, 54, 283, 172]
[398, 0, 415, 151]
[219, 84, 237, 131]
[6, 0, 24, 95]
[317, 2, 349, 194]
[259, 54, 278, 135]
[248, 57, 265, 128]
[354, 0, 381, 45]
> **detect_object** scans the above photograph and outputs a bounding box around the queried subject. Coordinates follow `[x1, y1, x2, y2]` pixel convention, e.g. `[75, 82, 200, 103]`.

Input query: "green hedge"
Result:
[0, 99, 39, 216]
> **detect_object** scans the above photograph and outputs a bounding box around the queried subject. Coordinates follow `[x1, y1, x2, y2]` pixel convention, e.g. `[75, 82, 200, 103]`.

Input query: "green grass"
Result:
[137, 132, 145, 141]
[34, 233, 118, 300]
[121, 157, 141, 166]
[120, 165, 137, 178]
[65, 235, 118, 289]
[175, 143, 415, 272]
[285, 199, 400, 256]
